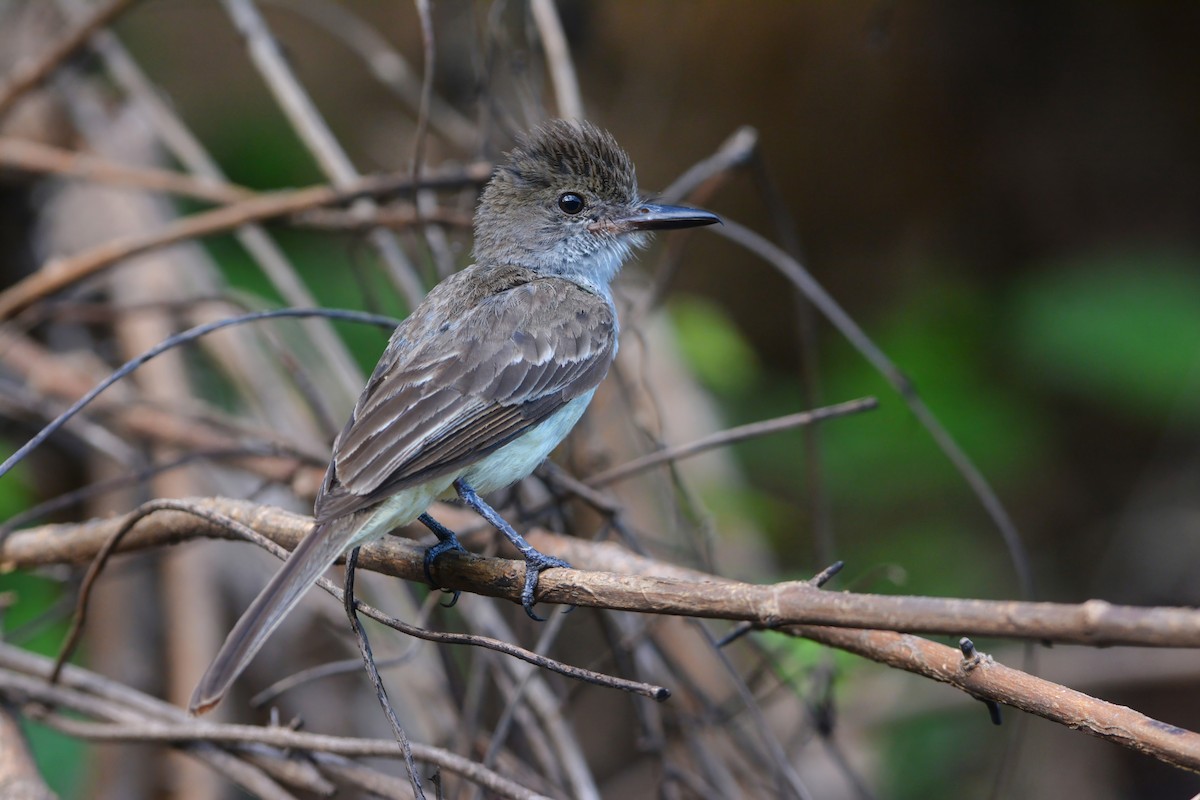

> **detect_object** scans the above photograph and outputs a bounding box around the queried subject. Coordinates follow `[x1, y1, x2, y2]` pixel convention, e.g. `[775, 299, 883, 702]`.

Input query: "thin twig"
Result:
[529, 0, 582, 120]
[0, 0, 136, 118]
[0, 308, 399, 481]
[344, 547, 425, 800]
[220, 0, 427, 308]
[0, 137, 253, 203]
[0, 662, 550, 799]
[264, 0, 476, 149]
[712, 218, 1036, 602]
[0, 165, 489, 320]
[586, 397, 877, 487]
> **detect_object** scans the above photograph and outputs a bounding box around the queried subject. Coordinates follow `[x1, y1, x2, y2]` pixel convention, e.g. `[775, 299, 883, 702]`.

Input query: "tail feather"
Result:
[189, 519, 354, 715]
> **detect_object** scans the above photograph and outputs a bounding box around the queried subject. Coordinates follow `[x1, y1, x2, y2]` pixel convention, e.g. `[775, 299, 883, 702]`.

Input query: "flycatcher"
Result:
[190, 119, 720, 714]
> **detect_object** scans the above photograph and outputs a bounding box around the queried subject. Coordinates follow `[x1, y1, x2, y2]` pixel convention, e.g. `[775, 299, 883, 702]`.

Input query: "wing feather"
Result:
[315, 270, 615, 523]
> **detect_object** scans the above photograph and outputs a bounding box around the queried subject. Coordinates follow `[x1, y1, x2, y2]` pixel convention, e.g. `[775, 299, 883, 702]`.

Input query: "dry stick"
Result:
[266, 0, 476, 150]
[586, 397, 877, 487]
[0, 137, 253, 203]
[0, 647, 321, 799]
[0, 0, 136, 118]
[46, 499, 666, 699]
[343, 547, 425, 800]
[23, 502, 1200, 773]
[712, 219, 1036, 603]
[789, 624, 1200, 773]
[2, 129, 469, 232]
[221, 0, 426, 309]
[410, 0, 435, 190]
[0, 184, 330, 320]
[0, 328, 323, 495]
[573, 543, 1200, 777]
[0, 164, 490, 320]
[73, 20, 367, 404]
[8, 497, 1200, 650]
[35, 716, 550, 800]
[530, 0, 583, 120]
[0, 666, 548, 800]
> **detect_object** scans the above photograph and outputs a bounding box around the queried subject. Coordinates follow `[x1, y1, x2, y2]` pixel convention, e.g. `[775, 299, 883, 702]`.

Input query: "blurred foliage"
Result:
[0, 453, 85, 798]
[1007, 249, 1200, 425]
[883, 710, 998, 800]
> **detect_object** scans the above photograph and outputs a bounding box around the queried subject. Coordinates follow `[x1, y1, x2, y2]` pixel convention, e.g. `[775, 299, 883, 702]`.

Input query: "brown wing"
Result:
[314, 273, 615, 522]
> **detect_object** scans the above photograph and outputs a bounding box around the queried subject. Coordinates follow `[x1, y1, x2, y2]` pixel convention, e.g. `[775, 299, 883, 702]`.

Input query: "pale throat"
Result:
[530, 235, 638, 304]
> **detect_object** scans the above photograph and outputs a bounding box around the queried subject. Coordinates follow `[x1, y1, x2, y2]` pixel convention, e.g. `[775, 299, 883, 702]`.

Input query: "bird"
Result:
[189, 119, 720, 715]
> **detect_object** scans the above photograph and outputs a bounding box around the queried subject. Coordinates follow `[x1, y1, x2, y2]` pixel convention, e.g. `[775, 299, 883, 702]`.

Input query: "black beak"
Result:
[608, 202, 721, 233]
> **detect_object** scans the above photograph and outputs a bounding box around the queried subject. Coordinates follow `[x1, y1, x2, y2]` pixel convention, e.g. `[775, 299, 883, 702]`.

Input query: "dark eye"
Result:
[557, 192, 585, 215]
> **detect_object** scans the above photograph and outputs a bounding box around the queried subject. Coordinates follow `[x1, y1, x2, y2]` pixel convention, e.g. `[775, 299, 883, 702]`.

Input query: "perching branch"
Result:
[6, 496, 1199, 648]
[7, 496, 1200, 773]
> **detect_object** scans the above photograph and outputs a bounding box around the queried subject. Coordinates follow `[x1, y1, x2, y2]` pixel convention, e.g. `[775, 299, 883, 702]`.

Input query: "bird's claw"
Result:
[519, 552, 571, 621]
[424, 538, 468, 607]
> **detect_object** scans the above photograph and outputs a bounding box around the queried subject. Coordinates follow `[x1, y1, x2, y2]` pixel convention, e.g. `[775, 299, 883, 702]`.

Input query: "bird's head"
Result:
[473, 120, 719, 291]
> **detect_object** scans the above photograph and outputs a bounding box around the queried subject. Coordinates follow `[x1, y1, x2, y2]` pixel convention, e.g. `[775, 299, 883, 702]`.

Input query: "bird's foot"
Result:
[451, 479, 572, 620]
[419, 513, 468, 607]
[518, 550, 571, 621]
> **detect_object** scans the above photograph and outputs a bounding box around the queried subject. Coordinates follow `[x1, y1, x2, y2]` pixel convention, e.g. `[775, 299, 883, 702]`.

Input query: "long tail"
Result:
[189, 518, 354, 715]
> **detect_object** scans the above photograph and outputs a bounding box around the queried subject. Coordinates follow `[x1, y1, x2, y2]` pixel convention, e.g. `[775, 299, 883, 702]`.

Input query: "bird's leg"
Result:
[453, 478, 570, 620]
[418, 512, 467, 607]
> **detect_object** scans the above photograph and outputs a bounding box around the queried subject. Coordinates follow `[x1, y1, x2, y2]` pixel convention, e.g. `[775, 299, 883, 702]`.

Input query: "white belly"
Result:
[347, 389, 596, 546]
[461, 389, 596, 494]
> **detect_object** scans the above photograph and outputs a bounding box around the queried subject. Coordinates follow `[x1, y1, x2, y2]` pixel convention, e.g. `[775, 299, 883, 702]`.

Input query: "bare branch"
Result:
[0, 660, 551, 800]
[0, 163, 490, 320]
[0, 137, 252, 203]
[6, 497, 1199, 649]
[712, 218, 1036, 601]
[220, 0, 427, 308]
[586, 397, 877, 487]
[0, 0, 135, 118]
[790, 625, 1200, 773]
[530, 0, 583, 120]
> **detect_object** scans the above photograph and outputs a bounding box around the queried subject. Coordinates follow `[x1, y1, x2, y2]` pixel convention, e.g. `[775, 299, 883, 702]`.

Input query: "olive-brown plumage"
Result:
[190, 120, 719, 715]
